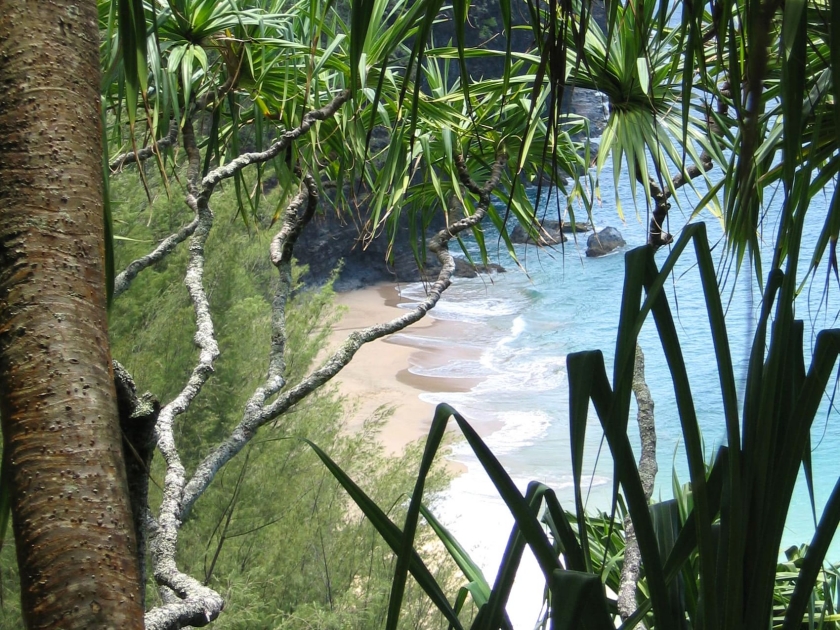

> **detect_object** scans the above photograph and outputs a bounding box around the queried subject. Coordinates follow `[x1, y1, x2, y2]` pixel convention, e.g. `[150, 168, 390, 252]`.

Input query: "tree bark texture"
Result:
[617, 344, 657, 620]
[0, 1, 144, 628]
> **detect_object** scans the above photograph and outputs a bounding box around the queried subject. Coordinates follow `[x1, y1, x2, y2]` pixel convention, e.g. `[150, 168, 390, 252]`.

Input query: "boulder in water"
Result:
[562, 221, 593, 234]
[453, 258, 506, 278]
[510, 220, 567, 246]
[585, 227, 625, 257]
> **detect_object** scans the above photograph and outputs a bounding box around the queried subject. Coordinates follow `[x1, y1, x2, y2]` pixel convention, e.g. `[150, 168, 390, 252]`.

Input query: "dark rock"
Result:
[293, 190, 508, 291]
[585, 227, 626, 257]
[510, 220, 568, 246]
[294, 192, 446, 291]
[562, 87, 610, 138]
[562, 221, 593, 234]
[453, 258, 506, 278]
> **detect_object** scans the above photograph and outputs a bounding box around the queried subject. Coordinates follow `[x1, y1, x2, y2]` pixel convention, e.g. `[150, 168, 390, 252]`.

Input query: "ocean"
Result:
[388, 160, 840, 627]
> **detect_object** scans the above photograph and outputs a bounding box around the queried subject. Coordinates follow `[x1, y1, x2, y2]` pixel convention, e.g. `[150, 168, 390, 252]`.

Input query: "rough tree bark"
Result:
[0, 1, 144, 627]
[617, 344, 657, 620]
[114, 361, 160, 610]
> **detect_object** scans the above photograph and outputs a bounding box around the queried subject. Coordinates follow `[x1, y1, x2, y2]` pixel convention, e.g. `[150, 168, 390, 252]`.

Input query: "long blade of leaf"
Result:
[302, 438, 463, 629]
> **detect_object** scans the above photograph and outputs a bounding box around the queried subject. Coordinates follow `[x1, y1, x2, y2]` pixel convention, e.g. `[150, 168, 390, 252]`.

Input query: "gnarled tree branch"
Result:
[145, 115, 222, 629]
[645, 151, 714, 247]
[201, 90, 352, 193]
[179, 152, 507, 519]
[145, 510, 225, 630]
[645, 97, 725, 247]
[107, 120, 195, 299]
[113, 91, 352, 302]
[268, 171, 319, 385]
[143, 92, 355, 630]
[114, 217, 199, 299]
[139, 84, 504, 628]
[110, 119, 180, 171]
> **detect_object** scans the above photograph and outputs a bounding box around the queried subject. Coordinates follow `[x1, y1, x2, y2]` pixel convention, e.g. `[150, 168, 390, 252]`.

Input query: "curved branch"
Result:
[144, 516, 225, 630]
[145, 116, 222, 630]
[645, 103, 723, 248]
[201, 90, 351, 194]
[110, 119, 179, 171]
[178, 152, 507, 519]
[143, 90, 353, 627]
[267, 172, 319, 384]
[646, 148, 714, 248]
[113, 218, 199, 299]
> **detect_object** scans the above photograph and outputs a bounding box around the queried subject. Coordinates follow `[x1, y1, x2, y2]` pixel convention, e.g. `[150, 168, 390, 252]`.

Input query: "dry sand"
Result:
[327, 283, 480, 462]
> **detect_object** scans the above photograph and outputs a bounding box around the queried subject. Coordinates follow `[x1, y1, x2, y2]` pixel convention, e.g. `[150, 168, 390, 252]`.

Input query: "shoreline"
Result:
[328, 283, 479, 469]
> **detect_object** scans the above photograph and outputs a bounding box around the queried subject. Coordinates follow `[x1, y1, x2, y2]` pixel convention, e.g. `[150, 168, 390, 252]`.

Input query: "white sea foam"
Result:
[471, 353, 565, 396]
[508, 315, 526, 339]
[434, 452, 615, 627]
[435, 463, 611, 628]
[396, 281, 528, 323]
[421, 299, 522, 323]
[408, 360, 487, 379]
[434, 472, 548, 628]
[484, 410, 551, 455]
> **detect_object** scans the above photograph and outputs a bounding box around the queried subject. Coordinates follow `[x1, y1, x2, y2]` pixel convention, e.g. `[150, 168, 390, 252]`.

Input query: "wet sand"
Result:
[327, 284, 480, 466]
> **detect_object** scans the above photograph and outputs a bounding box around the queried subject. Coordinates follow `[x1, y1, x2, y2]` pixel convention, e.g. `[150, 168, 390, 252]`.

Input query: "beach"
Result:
[327, 283, 479, 461]
[327, 276, 571, 627]
[317, 161, 840, 629]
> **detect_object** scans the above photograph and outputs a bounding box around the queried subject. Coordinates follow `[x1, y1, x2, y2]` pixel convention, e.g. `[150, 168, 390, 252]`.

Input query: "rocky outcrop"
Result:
[586, 227, 625, 257]
[294, 202, 505, 290]
[563, 221, 593, 234]
[510, 221, 566, 245]
[510, 220, 593, 245]
[561, 87, 610, 138]
[295, 208, 433, 291]
[292, 0, 610, 289]
[453, 257, 506, 278]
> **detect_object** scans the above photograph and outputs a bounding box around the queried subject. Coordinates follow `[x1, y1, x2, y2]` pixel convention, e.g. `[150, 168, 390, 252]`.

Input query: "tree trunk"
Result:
[617, 344, 657, 620]
[0, 1, 144, 628]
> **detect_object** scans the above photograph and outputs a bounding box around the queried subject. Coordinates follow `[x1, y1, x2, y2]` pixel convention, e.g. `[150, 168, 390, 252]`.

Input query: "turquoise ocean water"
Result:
[389, 160, 840, 626]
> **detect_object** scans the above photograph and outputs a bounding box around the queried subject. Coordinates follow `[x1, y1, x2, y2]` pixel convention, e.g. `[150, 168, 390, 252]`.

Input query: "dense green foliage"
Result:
[100, 0, 588, 272]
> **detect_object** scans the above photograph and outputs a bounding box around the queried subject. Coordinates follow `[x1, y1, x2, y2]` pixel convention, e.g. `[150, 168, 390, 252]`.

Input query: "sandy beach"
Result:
[327, 283, 480, 459]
